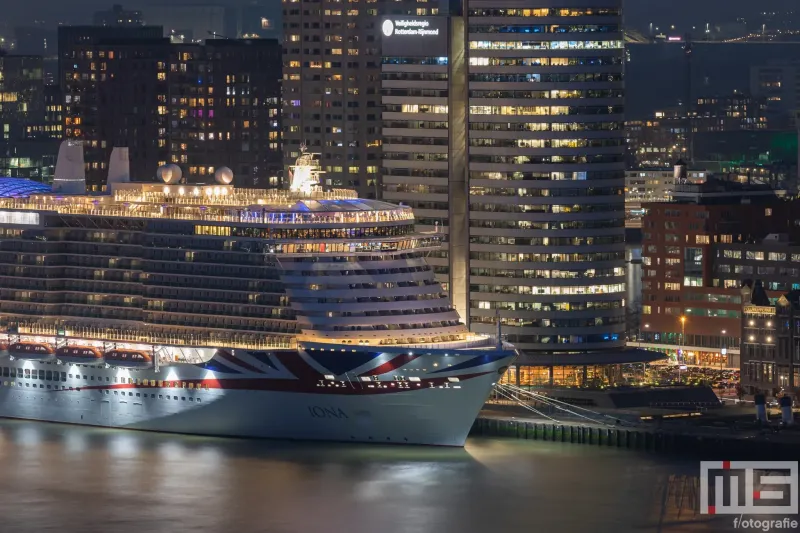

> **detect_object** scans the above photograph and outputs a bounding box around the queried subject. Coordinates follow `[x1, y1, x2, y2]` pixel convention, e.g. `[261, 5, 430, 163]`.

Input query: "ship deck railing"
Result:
[381, 335, 497, 351]
[0, 200, 414, 226]
[1, 325, 296, 352]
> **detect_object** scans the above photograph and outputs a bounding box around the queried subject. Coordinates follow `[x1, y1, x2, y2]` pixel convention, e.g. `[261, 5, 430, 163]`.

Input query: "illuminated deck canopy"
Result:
[0, 178, 52, 198]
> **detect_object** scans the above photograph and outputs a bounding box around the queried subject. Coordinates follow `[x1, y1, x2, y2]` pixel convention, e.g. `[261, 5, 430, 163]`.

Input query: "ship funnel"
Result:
[107, 147, 131, 194]
[52, 140, 86, 195]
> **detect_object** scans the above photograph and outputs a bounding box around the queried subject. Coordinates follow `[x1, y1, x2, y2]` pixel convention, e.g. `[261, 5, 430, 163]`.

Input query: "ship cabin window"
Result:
[159, 395, 163, 399]
[2, 367, 7, 377]
[83, 375, 87, 380]
[136, 393, 140, 397]
[105, 390, 109, 395]
[46, 371, 52, 380]
[151, 394, 155, 398]
[197, 398, 202, 402]
[68, 374, 72, 379]
[47, 385, 51, 389]
[106, 377, 110, 382]
[25, 383, 29, 387]
[62, 372, 67, 382]
[91, 376, 94, 380]
[24, 369, 30, 378]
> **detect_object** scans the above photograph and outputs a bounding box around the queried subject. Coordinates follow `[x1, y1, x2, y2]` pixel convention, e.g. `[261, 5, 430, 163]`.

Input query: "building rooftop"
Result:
[671, 175, 783, 204]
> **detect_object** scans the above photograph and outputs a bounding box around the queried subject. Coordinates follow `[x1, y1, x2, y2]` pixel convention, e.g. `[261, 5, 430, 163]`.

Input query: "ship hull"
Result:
[0, 345, 514, 446]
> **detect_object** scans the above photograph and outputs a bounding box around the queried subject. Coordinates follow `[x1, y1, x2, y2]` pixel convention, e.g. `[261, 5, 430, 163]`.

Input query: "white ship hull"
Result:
[0, 344, 515, 446]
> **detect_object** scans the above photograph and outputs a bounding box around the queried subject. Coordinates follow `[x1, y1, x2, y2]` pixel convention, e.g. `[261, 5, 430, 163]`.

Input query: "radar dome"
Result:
[156, 165, 171, 183]
[214, 166, 234, 185]
[157, 164, 182, 184]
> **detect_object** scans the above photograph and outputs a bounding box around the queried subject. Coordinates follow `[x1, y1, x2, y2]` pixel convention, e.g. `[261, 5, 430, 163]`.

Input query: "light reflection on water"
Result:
[0, 420, 732, 533]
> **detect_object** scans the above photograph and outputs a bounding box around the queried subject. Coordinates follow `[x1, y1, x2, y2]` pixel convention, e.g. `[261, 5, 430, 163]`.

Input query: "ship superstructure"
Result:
[0, 148, 515, 446]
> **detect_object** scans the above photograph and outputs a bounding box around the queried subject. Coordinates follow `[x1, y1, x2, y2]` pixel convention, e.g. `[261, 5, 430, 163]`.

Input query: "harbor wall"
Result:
[469, 417, 797, 460]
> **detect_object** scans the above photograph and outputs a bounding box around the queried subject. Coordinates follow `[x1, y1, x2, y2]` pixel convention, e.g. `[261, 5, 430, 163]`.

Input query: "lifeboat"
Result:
[9, 342, 56, 362]
[0, 342, 8, 356]
[56, 345, 103, 365]
[104, 349, 153, 369]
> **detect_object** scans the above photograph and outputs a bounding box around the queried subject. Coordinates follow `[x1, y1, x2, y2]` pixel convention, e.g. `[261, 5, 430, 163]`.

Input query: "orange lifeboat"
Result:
[0, 342, 8, 356]
[104, 349, 153, 369]
[9, 342, 56, 361]
[56, 345, 103, 365]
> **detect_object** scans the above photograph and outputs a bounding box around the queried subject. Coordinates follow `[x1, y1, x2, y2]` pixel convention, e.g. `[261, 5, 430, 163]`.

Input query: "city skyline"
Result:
[1, 0, 799, 28]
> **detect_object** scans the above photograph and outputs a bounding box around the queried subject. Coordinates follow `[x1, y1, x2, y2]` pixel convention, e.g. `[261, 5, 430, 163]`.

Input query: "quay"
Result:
[471, 405, 800, 460]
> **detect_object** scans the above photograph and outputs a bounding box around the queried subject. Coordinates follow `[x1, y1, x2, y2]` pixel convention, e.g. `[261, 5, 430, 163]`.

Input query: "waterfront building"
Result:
[58, 25, 164, 189]
[741, 286, 800, 400]
[640, 177, 792, 367]
[381, 0, 637, 386]
[281, 0, 438, 198]
[59, 30, 281, 190]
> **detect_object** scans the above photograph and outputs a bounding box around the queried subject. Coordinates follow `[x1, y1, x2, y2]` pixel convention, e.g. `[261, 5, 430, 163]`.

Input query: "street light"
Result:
[721, 329, 727, 369]
[678, 315, 687, 382]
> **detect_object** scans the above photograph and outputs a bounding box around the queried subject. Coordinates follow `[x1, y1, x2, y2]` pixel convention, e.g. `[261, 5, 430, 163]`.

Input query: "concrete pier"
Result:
[470, 414, 800, 460]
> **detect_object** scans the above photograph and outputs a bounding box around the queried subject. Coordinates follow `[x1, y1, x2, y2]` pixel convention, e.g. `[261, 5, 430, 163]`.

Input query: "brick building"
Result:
[640, 176, 792, 367]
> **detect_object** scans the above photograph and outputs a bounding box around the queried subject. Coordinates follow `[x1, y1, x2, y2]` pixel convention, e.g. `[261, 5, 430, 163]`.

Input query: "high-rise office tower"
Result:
[383, 0, 627, 360]
[282, 0, 440, 198]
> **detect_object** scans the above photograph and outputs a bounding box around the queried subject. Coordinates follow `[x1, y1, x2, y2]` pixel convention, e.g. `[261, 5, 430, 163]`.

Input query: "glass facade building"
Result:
[383, 0, 627, 358]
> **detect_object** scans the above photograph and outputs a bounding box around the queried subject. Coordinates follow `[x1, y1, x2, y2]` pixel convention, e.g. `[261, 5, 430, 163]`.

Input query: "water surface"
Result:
[0, 420, 734, 532]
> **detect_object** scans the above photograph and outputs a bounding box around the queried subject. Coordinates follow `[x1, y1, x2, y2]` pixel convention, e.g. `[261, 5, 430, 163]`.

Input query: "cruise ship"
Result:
[0, 144, 515, 446]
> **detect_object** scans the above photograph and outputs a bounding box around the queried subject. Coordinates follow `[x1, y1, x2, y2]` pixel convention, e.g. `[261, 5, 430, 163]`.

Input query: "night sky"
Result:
[0, 0, 797, 28]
